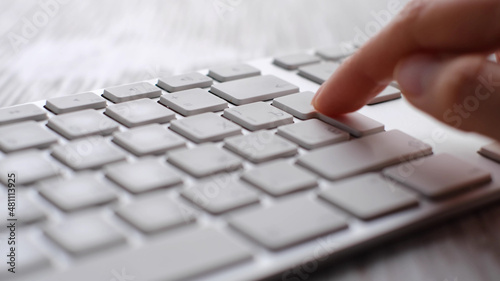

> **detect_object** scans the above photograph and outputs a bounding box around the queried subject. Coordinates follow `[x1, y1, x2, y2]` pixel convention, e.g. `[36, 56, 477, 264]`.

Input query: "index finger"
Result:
[312, 0, 500, 115]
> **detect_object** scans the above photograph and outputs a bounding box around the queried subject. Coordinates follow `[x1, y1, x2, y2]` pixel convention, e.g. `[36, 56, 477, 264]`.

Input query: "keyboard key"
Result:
[0, 150, 59, 185]
[105, 98, 176, 128]
[44, 214, 126, 255]
[319, 173, 418, 220]
[228, 196, 347, 250]
[159, 88, 228, 116]
[277, 119, 349, 149]
[0, 235, 50, 276]
[208, 63, 261, 82]
[105, 158, 182, 194]
[224, 130, 298, 163]
[297, 130, 433, 180]
[51, 137, 126, 170]
[223, 102, 293, 131]
[38, 174, 117, 212]
[157, 72, 213, 92]
[112, 124, 185, 156]
[0, 104, 47, 126]
[47, 109, 119, 139]
[102, 82, 161, 103]
[317, 112, 384, 137]
[168, 144, 242, 177]
[12, 193, 47, 225]
[116, 196, 195, 234]
[316, 44, 356, 60]
[383, 154, 492, 199]
[478, 142, 500, 163]
[45, 92, 107, 114]
[210, 75, 299, 105]
[169, 112, 241, 143]
[272, 91, 316, 119]
[298, 62, 340, 84]
[181, 176, 260, 214]
[273, 54, 321, 70]
[0, 121, 58, 152]
[367, 86, 402, 105]
[242, 160, 317, 196]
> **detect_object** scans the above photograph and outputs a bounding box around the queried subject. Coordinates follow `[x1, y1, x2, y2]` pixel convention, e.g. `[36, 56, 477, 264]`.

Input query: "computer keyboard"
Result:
[1, 44, 500, 281]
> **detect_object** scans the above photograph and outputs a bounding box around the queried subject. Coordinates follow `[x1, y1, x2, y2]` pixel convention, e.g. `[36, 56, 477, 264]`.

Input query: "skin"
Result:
[312, 0, 500, 141]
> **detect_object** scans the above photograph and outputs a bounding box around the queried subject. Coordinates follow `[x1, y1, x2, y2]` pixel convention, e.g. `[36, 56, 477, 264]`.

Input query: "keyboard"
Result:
[1, 44, 500, 281]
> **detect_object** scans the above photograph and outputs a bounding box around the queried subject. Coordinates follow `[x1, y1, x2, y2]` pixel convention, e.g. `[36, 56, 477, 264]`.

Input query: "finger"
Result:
[395, 53, 500, 141]
[313, 0, 500, 116]
[496, 51, 500, 62]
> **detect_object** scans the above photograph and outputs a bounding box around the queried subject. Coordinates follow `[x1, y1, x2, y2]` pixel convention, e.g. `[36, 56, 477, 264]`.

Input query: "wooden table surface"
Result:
[1, 1, 499, 280]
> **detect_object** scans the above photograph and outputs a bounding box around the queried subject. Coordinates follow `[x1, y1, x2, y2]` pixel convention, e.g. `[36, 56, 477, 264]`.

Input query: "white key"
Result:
[208, 63, 261, 82]
[242, 160, 317, 196]
[45, 92, 106, 114]
[116, 195, 195, 234]
[105, 158, 182, 194]
[112, 124, 185, 156]
[319, 173, 419, 220]
[383, 154, 492, 199]
[17, 194, 47, 224]
[181, 176, 260, 214]
[0, 121, 58, 152]
[51, 137, 127, 170]
[169, 112, 241, 143]
[277, 119, 349, 149]
[102, 82, 161, 103]
[228, 196, 347, 250]
[478, 142, 500, 163]
[223, 102, 293, 131]
[317, 112, 384, 137]
[367, 86, 402, 105]
[44, 214, 126, 255]
[272, 91, 316, 119]
[0, 104, 47, 126]
[105, 98, 176, 127]
[298, 62, 340, 84]
[210, 75, 299, 105]
[316, 44, 356, 60]
[0, 235, 50, 276]
[38, 174, 117, 212]
[224, 130, 298, 163]
[157, 72, 213, 92]
[273, 54, 321, 70]
[297, 130, 433, 180]
[0, 150, 59, 185]
[159, 88, 228, 116]
[167, 144, 242, 177]
[47, 109, 119, 139]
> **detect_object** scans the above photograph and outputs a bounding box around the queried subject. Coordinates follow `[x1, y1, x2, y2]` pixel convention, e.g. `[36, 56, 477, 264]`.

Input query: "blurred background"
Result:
[0, 0, 409, 106]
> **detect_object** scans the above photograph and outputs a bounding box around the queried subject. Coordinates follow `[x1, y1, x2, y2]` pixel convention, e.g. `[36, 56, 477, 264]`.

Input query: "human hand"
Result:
[312, 0, 500, 140]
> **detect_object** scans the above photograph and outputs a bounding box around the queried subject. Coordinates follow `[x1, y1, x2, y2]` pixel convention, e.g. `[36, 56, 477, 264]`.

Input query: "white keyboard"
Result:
[2, 45, 500, 281]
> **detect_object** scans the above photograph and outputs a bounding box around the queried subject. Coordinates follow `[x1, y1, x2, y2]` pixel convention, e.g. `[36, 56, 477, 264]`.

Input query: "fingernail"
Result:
[311, 84, 325, 107]
[395, 55, 441, 96]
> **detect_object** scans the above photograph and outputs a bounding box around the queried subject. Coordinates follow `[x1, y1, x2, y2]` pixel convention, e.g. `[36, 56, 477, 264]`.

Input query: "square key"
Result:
[277, 119, 349, 149]
[272, 91, 316, 119]
[479, 142, 500, 163]
[167, 144, 242, 177]
[116, 195, 196, 234]
[273, 54, 321, 70]
[105, 98, 176, 128]
[0, 150, 59, 185]
[45, 92, 107, 114]
[208, 64, 261, 82]
[223, 102, 293, 131]
[105, 158, 182, 194]
[181, 176, 260, 214]
[242, 160, 317, 196]
[319, 173, 419, 220]
[47, 109, 119, 139]
[157, 72, 213, 92]
[102, 82, 161, 103]
[38, 174, 117, 212]
[383, 153, 492, 199]
[0, 121, 58, 152]
[298, 62, 340, 84]
[316, 44, 357, 60]
[112, 124, 185, 156]
[224, 130, 298, 163]
[367, 86, 401, 105]
[0, 104, 47, 126]
[169, 112, 241, 143]
[159, 88, 228, 116]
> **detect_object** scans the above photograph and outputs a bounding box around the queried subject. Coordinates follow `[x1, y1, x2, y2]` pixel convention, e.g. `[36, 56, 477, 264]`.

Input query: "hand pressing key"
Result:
[312, 0, 500, 141]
